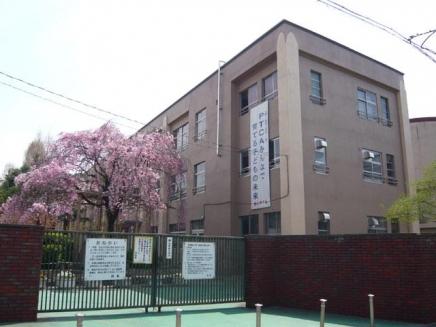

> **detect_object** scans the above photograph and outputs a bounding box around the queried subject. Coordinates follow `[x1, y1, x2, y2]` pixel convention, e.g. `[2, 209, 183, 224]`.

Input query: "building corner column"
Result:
[277, 32, 306, 235]
[397, 79, 420, 234]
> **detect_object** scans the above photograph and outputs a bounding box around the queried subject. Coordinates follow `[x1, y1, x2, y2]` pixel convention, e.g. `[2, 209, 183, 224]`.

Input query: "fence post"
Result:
[369, 294, 375, 327]
[76, 313, 84, 327]
[150, 235, 159, 308]
[320, 299, 327, 327]
[255, 303, 262, 327]
[175, 308, 183, 327]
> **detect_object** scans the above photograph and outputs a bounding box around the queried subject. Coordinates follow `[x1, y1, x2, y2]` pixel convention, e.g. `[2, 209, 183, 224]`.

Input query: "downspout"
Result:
[216, 60, 226, 156]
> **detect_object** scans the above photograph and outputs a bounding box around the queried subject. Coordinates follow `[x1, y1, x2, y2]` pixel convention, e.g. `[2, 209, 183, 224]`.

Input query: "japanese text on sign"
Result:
[250, 101, 271, 209]
[166, 237, 173, 259]
[182, 242, 215, 280]
[133, 236, 153, 264]
[84, 238, 126, 281]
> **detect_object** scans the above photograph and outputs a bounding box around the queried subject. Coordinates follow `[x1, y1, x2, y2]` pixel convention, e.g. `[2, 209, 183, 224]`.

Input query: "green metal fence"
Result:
[38, 231, 245, 312]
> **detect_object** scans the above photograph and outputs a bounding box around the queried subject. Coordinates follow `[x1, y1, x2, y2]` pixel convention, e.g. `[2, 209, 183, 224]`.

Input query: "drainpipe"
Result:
[216, 60, 226, 156]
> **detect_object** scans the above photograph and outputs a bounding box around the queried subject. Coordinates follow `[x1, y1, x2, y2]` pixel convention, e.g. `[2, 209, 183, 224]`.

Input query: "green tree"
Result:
[386, 161, 436, 222]
[0, 165, 30, 205]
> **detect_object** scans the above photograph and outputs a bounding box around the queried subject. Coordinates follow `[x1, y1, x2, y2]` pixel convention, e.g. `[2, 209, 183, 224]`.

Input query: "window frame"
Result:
[193, 161, 206, 194]
[173, 123, 189, 151]
[380, 96, 392, 126]
[169, 171, 187, 200]
[310, 70, 326, 105]
[357, 88, 378, 121]
[240, 214, 259, 235]
[386, 154, 397, 185]
[240, 148, 250, 175]
[240, 83, 258, 115]
[318, 211, 331, 235]
[195, 108, 207, 141]
[368, 216, 387, 234]
[362, 148, 383, 183]
[269, 137, 280, 168]
[191, 218, 205, 235]
[313, 137, 329, 174]
[262, 71, 278, 101]
[265, 212, 281, 235]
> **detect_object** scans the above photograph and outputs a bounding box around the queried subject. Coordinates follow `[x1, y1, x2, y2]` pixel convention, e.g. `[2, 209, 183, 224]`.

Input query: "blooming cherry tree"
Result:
[0, 123, 181, 231]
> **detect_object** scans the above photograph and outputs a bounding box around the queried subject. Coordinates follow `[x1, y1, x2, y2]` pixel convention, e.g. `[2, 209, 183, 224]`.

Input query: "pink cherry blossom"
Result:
[0, 122, 182, 230]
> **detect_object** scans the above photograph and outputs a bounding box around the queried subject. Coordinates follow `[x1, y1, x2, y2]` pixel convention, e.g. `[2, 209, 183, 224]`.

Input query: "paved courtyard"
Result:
[2, 304, 423, 327]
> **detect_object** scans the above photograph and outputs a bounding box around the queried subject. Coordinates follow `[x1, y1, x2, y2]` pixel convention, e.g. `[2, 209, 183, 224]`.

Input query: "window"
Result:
[191, 219, 204, 235]
[357, 89, 378, 121]
[195, 108, 207, 141]
[240, 84, 258, 115]
[173, 123, 189, 151]
[150, 226, 158, 234]
[386, 154, 397, 185]
[391, 219, 400, 234]
[193, 162, 206, 194]
[269, 138, 280, 168]
[240, 215, 259, 235]
[362, 149, 383, 182]
[368, 216, 387, 234]
[310, 71, 325, 104]
[169, 172, 187, 200]
[265, 212, 281, 234]
[318, 211, 331, 235]
[262, 71, 277, 100]
[380, 97, 392, 126]
[240, 149, 250, 175]
[313, 137, 328, 173]
[169, 223, 186, 234]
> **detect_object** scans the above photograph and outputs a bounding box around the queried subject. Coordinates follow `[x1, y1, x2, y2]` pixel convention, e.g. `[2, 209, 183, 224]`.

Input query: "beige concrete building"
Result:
[139, 20, 419, 236]
[410, 117, 436, 233]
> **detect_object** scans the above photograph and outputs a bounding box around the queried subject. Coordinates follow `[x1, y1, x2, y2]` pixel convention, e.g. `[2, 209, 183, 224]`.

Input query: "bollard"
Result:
[369, 294, 375, 327]
[76, 313, 84, 327]
[175, 308, 183, 327]
[255, 303, 263, 327]
[320, 299, 327, 327]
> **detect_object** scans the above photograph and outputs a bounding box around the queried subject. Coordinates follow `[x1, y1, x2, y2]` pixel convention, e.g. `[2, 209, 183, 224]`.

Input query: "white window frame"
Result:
[193, 161, 206, 194]
[262, 71, 278, 100]
[195, 108, 207, 141]
[362, 148, 383, 182]
[357, 89, 378, 121]
[269, 137, 280, 168]
[313, 137, 328, 173]
[174, 123, 189, 151]
[240, 84, 258, 115]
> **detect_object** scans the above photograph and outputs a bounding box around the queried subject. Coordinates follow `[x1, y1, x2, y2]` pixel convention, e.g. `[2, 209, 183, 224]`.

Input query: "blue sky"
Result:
[1, 0, 435, 174]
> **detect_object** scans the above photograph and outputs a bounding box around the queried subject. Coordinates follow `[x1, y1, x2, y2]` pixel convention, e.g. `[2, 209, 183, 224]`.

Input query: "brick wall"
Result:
[246, 234, 436, 323]
[0, 224, 44, 322]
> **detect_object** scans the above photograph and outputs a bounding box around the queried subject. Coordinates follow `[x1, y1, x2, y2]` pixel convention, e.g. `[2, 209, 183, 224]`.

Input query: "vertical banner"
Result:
[133, 236, 153, 264]
[84, 238, 126, 281]
[250, 101, 271, 209]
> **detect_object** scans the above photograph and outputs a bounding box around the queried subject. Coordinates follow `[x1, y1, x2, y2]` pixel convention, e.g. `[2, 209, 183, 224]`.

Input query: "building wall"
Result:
[0, 224, 43, 322]
[140, 20, 414, 236]
[410, 118, 436, 233]
[245, 234, 436, 323]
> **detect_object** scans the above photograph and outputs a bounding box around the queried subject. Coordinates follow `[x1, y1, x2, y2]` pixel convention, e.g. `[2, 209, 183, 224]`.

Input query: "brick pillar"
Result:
[0, 224, 44, 322]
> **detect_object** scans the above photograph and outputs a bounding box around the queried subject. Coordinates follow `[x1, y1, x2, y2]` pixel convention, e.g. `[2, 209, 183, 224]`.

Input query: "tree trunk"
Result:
[106, 210, 117, 232]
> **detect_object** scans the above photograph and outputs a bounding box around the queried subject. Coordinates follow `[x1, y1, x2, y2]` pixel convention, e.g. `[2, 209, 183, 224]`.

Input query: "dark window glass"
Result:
[357, 89, 378, 121]
[318, 212, 331, 235]
[368, 216, 387, 234]
[240, 215, 259, 235]
[240, 84, 257, 115]
[263, 71, 277, 99]
[269, 138, 280, 167]
[265, 212, 281, 234]
[240, 149, 250, 174]
[310, 71, 322, 98]
[380, 97, 391, 124]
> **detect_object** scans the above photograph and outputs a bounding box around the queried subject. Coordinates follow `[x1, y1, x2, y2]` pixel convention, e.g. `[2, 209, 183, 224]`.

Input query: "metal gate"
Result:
[38, 231, 245, 312]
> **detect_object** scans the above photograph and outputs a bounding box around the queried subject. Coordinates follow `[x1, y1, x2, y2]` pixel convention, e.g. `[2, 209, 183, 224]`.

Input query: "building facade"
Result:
[140, 20, 419, 236]
[410, 117, 436, 233]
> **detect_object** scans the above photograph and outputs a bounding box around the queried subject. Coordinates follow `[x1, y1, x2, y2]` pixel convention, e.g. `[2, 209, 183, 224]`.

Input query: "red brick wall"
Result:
[0, 224, 44, 322]
[246, 234, 436, 323]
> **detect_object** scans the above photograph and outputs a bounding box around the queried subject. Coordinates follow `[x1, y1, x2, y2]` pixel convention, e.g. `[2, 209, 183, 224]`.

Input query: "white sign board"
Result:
[182, 242, 215, 280]
[250, 101, 271, 209]
[84, 238, 126, 281]
[133, 236, 153, 264]
[166, 237, 173, 259]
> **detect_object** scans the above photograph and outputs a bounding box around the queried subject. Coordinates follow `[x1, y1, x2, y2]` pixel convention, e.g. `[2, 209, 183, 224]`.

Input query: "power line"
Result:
[318, 0, 436, 64]
[0, 70, 146, 125]
[0, 80, 137, 130]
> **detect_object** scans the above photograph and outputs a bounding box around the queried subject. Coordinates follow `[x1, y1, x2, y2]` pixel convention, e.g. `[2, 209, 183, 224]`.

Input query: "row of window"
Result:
[239, 69, 393, 127]
[240, 137, 398, 185]
[169, 161, 206, 200]
[240, 71, 278, 115]
[173, 108, 207, 151]
[239, 211, 399, 235]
